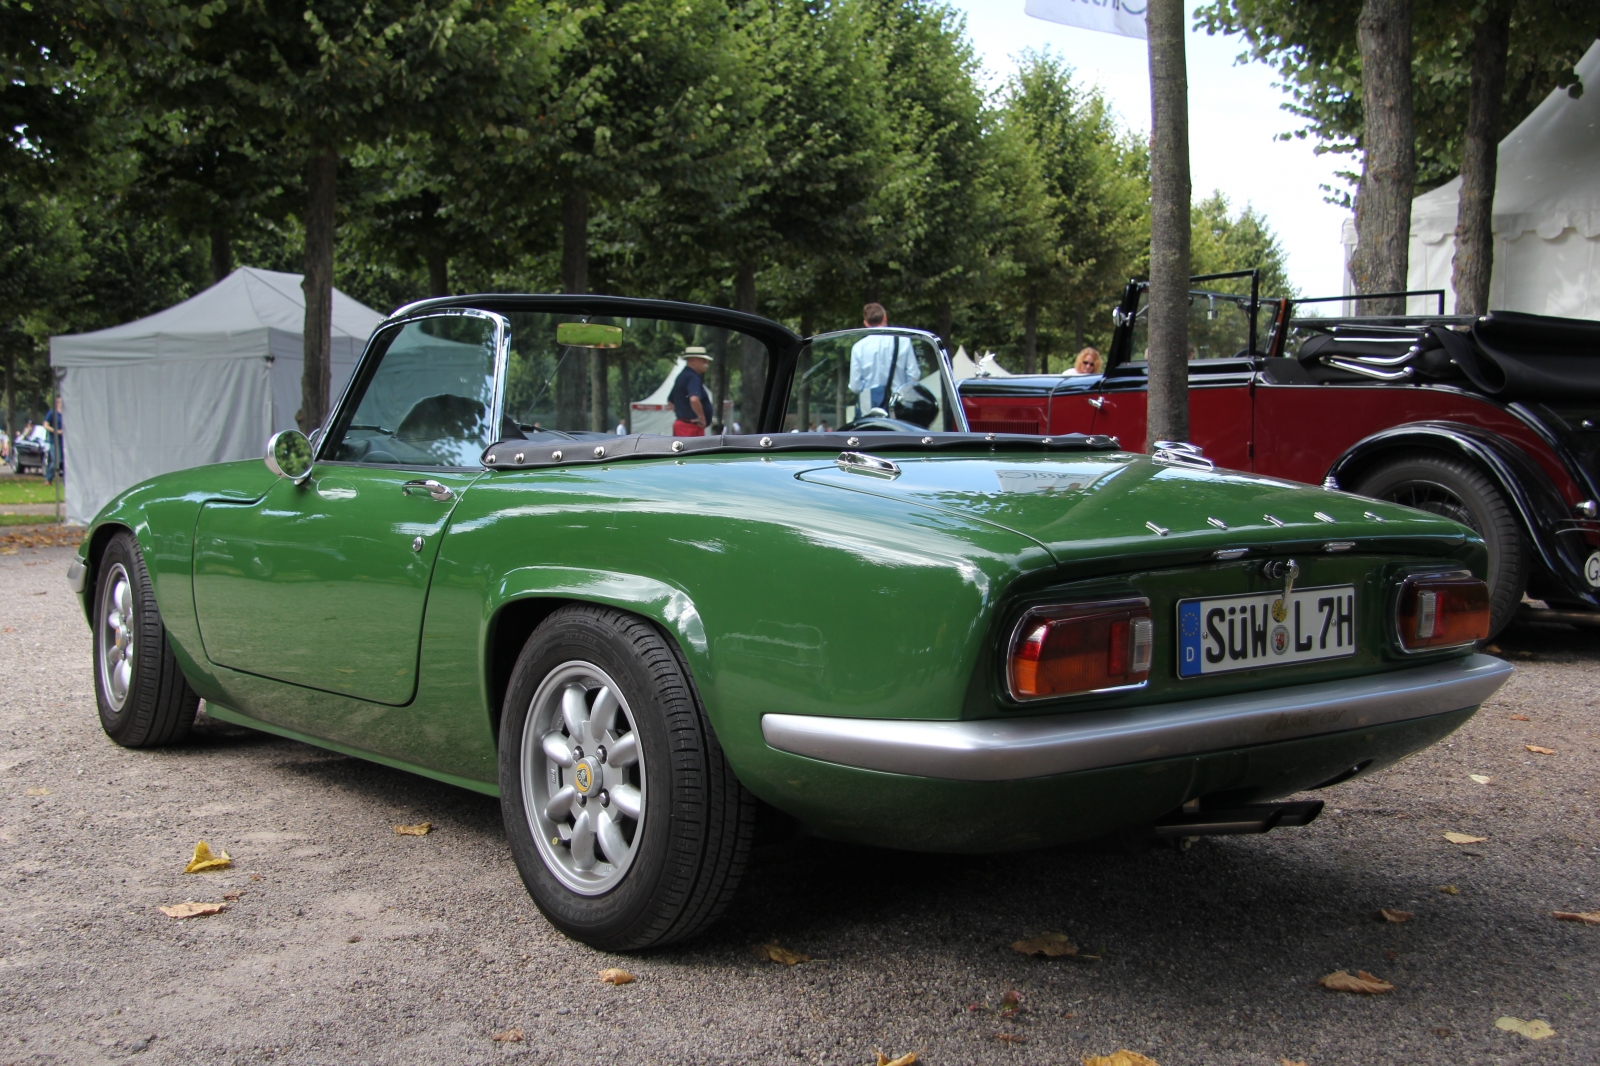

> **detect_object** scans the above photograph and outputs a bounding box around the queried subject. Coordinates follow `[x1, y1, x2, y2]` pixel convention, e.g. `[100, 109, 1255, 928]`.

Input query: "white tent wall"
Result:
[50, 268, 384, 524]
[1341, 41, 1600, 320]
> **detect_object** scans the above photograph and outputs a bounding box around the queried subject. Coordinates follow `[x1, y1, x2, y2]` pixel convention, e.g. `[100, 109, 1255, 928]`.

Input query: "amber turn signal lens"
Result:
[1395, 573, 1490, 651]
[1009, 599, 1153, 699]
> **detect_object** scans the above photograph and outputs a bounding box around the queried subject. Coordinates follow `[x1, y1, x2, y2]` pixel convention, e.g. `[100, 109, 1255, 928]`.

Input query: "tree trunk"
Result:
[1451, 0, 1511, 317]
[3, 348, 14, 464]
[210, 222, 231, 285]
[735, 262, 761, 433]
[1349, 0, 1415, 316]
[935, 299, 953, 352]
[1022, 302, 1039, 375]
[298, 141, 337, 434]
[710, 326, 729, 431]
[426, 249, 450, 297]
[1145, 0, 1192, 448]
[618, 356, 631, 432]
[556, 187, 589, 431]
[591, 351, 608, 432]
[797, 312, 813, 431]
[1074, 306, 1086, 361]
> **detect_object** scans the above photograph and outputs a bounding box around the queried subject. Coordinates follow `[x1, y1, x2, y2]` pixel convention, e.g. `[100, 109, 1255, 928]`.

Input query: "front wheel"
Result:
[93, 532, 200, 746]
[1354, 454, 1527, 637]
[498, 604, 753, 950]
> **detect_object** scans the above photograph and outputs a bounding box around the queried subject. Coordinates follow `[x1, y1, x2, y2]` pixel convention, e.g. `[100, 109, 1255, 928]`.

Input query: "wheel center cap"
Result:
[573, 758, 598, 794]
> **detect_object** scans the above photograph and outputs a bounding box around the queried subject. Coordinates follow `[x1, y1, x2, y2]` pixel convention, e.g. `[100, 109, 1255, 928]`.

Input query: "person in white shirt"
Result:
[848, 303, 921, 413]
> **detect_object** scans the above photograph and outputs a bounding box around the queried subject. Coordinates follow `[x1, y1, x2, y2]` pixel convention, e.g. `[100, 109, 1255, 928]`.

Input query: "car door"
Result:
[1186, 358, 1256, 471]
[192, 309, 504, 706]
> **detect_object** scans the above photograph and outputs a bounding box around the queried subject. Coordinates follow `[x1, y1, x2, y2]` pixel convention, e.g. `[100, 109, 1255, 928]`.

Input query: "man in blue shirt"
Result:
[668, 347, 714, 436]
[44, 396, 64, 483]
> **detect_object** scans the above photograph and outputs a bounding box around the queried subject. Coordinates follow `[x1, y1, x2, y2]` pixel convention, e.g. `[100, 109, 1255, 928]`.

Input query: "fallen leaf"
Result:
[490, 1028, 524, 1043]
[184, 841, 231, 873]
[1430, 1026, 1451, 1038]
[249, 874, 263, 881]
[1552, 910, 1600, 925]
[1525, 745, 1555, 755]
[754, 942, 810, 965]
[1508, 713, 1529, 721]
[1385, 949, 1399, 960]
[393, 822, 432, 836]
[1469, 774, 1491, 784]
[1318, 969, 1394, 994]
[599, 968, 634, 985]
[1443, 832, 1486, 845]
[222, 892, 241, 901]
[25, 787, 49, 796]
[1439, 885, 1459, 895]
[874, 1053, 917, 1066]
[998, 990, 1022, 1018]
[1082, 1052, 1159, 1066]
[159, 901, 227, 919]
[1378, 909, 1413, 923]
[1496, 1016, 1555, 1040]
[347, 935, 361, 943]
[1011, 931, 1078, 957]
[994, 1033, 1026, 1045]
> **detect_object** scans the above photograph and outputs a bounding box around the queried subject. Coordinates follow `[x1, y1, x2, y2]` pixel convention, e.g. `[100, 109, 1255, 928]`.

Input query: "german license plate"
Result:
[1177, 585, 1356, 677]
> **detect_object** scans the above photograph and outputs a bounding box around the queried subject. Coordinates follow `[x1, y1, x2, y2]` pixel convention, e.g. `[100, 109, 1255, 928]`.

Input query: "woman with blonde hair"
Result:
[1066, 347, 1104, 376]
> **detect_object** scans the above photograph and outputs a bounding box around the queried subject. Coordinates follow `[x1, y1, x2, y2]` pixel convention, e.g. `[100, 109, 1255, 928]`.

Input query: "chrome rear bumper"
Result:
[761, 654, 1512, 782]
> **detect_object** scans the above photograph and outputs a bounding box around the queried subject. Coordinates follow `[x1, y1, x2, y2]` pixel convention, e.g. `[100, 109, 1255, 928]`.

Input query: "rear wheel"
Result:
[498, 604, 754, 950]
[1354, 455, 1527, 637]
[93, 532, 201, 746]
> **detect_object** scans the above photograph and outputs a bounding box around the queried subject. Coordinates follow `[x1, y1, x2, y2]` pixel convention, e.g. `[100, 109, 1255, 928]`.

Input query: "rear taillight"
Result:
[1395, 573, 1490, 651]
[1008, 598, 1153, 700]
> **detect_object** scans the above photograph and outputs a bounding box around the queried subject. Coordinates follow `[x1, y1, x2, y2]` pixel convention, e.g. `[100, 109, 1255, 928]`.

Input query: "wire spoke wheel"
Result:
[1386, 482, 1479, 534]
[522, 661, 646, 896]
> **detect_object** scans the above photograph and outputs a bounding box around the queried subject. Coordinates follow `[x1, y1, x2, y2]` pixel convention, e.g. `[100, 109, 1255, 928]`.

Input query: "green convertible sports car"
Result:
[69, 295, 1511, 950]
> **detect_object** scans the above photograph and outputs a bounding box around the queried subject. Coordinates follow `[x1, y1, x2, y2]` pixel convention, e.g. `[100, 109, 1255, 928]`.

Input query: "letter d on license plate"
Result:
[1177, 585, 1356, 677]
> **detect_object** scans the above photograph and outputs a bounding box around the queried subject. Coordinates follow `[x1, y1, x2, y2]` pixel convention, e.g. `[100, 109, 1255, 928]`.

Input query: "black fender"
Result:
[1325, 421, 1598, 610]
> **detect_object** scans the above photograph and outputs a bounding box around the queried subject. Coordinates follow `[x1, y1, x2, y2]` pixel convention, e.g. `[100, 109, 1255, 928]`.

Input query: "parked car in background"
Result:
[11, 424, 48, 475]
[70, 294, 1508, 950]
[960, 271, 1600, 637]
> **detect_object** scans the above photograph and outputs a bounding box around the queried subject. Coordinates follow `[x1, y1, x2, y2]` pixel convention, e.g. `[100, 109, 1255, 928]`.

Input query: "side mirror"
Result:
[265, 429, 314, 483]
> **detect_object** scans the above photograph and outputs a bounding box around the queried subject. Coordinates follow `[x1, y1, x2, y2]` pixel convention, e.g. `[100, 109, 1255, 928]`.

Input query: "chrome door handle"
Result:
[401, 479, 453, 502]
[1088, 397, 1106, 410]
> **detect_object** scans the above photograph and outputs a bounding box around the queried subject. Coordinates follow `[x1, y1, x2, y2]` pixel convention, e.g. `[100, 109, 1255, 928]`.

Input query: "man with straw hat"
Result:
[669, 346, 714, 436]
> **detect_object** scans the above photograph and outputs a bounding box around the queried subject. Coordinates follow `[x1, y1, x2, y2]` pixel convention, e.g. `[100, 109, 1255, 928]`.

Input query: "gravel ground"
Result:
[2, 542, 1596, 1066]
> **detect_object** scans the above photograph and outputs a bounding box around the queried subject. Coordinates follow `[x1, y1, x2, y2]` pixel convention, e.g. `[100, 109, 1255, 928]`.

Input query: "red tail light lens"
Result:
[1395, 573, 1490, 651]
[1009, 598, 1153, 700]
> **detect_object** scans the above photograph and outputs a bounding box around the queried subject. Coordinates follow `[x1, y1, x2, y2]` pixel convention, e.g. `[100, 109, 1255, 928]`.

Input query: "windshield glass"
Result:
[1127, 289, 1281, 362]
[786, 330, 961, 432]
[500, 313, 772, 439]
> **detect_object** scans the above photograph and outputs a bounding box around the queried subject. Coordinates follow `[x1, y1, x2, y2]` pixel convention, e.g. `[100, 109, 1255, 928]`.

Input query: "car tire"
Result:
[93, 531, 201, 747]
[1354, 454, 1527, 637]
[498, 603, 754, 950]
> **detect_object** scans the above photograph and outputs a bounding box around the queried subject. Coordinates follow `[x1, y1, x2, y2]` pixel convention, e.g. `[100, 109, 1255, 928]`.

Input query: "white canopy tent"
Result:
[1342, 40, 1600, 319]
[50, 267, 384, 524]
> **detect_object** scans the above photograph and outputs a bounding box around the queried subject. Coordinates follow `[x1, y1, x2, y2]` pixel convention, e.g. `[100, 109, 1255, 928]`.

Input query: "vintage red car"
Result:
[959, 272, 1600, 637]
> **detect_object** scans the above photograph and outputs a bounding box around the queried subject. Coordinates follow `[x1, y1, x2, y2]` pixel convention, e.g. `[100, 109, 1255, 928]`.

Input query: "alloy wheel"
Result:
[98, 562, 135, 713]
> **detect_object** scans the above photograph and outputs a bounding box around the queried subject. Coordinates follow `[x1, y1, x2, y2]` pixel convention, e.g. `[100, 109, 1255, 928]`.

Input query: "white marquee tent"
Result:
[1343, 40, 1600, 319]
[50, 267, 385, 524]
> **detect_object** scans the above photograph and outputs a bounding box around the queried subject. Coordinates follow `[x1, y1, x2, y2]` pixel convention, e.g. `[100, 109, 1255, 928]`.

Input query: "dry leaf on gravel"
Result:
[490, 1028, 524, 1042]
[1496, 1017, 1555, 1040]
[754, 942, 810, 965]
[599, 968, 634, 985]
[159, 901, 227, 919]
[1443, 832, 1486, 845]
[874, 1052, 917, 1066]
[25, 787, 48, 796]
[994, 1033, 1026, 1045]
[998, 990, 1023, 1018]
[1011, 931, 1078, 957]
[1439, 884, 1459, 895]
[1552, 910, 1600, 925]
[1469, 774, 1491, 784]
[1525, 745, 1555, 755]
[1318, 970, 1395, 994]
[1508, 714, 1530, 722]
[393, 822, 432, 836]
[183, 841, 231, 873]
[222, 892, 241, 901]
[1378, 909, 1413, 923]
[1082, 1052, 1159, 1066]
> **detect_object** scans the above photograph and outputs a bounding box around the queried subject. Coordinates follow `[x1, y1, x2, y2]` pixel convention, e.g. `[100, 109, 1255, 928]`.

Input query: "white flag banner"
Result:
[1024, 0, 1148, 40]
